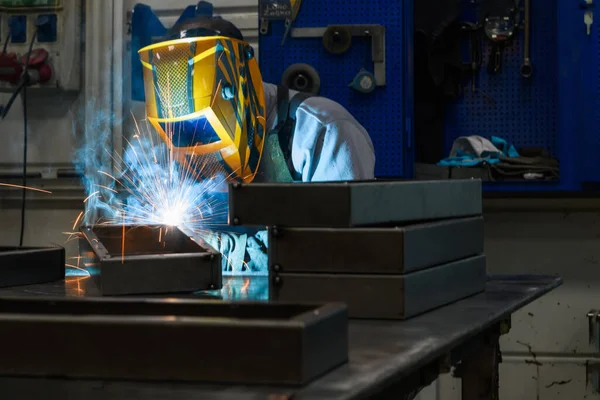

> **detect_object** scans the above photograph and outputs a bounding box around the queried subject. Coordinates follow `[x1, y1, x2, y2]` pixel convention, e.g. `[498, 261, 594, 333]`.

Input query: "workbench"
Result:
[0, 274, 561, 400]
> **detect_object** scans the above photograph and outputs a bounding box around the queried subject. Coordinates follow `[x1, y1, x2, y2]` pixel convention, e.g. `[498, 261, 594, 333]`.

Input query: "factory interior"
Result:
[0, 0, 597, 399]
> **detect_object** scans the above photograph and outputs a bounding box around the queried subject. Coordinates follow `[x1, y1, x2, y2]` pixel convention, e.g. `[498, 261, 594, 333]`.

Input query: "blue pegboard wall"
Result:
[445, 0, 558, 162]
[258, 1, 410, 178]
[581, 5, 600, 186]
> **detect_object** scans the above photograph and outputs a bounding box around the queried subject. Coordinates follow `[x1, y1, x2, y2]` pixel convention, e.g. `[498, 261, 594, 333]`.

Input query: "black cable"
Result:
[1, 34, 10, 55]
[0, 81, 25, 119]
[17, 30, 37, 247]
[23, 31, 37, 73]
[19, 84, 27, 247]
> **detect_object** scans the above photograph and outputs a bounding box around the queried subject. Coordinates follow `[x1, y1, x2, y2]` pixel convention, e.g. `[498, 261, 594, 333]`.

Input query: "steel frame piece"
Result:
[0, 295, 348, 385]
[0, 246, 65, 288]
[78, 224, 222, 296]
[228, 179, 482, 228]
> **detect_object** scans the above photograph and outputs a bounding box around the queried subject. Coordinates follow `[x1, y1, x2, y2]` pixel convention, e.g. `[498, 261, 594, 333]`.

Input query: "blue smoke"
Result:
[72, 97, 121, 224]
[72, 100, 228, 243]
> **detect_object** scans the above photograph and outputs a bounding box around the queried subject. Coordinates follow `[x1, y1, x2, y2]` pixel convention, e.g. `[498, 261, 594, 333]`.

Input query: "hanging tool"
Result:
[281, 0, 302, 45]
[322, 26, 353, 54]
[349, 29, 378, 94]
[459, 22, 482, 93]
[349, 69, 376, 94]
[281, 63, 321, 94]
[259, 0, 293, 35]
[581, 0, 595, 36]
[585, 11, 594, 35]
[483, 9, 518, 75]
[520, 0, 533, 78]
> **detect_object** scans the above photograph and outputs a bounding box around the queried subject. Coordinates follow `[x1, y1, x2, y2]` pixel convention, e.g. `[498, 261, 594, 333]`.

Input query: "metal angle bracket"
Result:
[291, 24, 386, 86]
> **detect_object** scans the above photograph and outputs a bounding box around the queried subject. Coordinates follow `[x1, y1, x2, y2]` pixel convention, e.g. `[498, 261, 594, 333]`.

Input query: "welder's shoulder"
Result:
[296, 96, 371, 142]
[292, 96, 376, 181]
[296, 96, 365, 131]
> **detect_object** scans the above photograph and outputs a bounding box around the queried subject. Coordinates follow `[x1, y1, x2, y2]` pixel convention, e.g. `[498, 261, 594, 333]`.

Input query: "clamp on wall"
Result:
[291, 24, 386, 87]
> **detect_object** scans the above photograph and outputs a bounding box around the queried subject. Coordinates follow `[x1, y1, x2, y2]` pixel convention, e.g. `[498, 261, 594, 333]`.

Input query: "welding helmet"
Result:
[138, 17, 266, 183]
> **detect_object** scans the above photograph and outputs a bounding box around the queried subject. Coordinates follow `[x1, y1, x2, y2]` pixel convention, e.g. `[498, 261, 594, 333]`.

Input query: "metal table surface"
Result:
[0, 274, 562, 400]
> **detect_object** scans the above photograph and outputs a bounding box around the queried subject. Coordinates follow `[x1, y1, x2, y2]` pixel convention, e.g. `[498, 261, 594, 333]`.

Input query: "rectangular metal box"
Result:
[270, 255, 487, 319]
[78, 225, 222, 296]
[0, 246, 65, 288]
[228, 179, 482, 228]
[269, 217, 484, 274]
[0, 296, 348, 385]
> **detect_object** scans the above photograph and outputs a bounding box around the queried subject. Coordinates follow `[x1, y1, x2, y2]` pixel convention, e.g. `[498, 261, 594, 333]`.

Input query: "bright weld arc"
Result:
[73, 97, 234, 260]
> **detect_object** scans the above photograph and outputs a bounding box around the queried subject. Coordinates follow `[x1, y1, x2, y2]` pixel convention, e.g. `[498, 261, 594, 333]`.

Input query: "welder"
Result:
[138, 13, 375, 273]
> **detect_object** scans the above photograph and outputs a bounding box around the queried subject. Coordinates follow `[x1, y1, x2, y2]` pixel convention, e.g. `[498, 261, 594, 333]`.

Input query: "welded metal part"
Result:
[0, 296, 348, 385]
[0, 276, 562, 398]
[271, 255, 487, 319]
[0, 247, 65, 288]
[78, 224, 222, 296]
[269, 216, 484, 274]
[229, 179, 482, 228]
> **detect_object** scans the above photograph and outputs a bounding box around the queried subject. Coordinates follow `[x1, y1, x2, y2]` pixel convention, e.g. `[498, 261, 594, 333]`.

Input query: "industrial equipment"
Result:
[0, 246, 64, 288]
[0, 47, 52, 89]
[520, 0, 533, 78]
[268, 217, 487, 319]
[0, 0, 81, 91]
[482, 1, 520, 75]
[281, 62, 321, 94]
[291, 24, 386, 87]
[268, 217, 484, 274]
[259, 0, 301, 41]
[0, 295, 348, 385]
[228, 179, 486, 319]
[78, 225, 222, 296]
[272, 255, 487, 319]
[228, 179, 482, 228]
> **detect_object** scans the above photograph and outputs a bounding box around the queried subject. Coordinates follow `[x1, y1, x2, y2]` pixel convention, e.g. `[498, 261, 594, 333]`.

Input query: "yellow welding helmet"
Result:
[138, 18, 266, 183]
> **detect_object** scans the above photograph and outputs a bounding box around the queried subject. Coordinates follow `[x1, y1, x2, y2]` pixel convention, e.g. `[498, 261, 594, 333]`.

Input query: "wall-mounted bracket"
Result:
[291, 24, 386, 86]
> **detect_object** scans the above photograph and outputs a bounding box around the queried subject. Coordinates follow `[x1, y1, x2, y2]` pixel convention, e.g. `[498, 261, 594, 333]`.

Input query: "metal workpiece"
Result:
[0, 296, 348, 385]
[269, 216, 484, 274]
[78, 224, 222, 296]
[0, 275, 562, 399]
[0, 246, 65, 288]
[271, 255, 487, 319]
[291, 24, 386, 86]
[229, 179, 482, 228]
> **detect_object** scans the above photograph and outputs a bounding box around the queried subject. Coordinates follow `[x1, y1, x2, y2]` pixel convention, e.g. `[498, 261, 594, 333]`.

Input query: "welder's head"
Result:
[138, 17, 266, 183]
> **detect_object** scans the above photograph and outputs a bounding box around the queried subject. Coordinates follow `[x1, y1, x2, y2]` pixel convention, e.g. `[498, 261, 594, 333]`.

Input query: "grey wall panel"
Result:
[124, 0, 259, 56]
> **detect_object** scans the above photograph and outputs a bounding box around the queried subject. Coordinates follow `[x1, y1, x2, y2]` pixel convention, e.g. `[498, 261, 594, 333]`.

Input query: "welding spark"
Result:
[0, 183, 52, 194]
[76, 96, 232, 243]
[83, 191, 99, 203]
